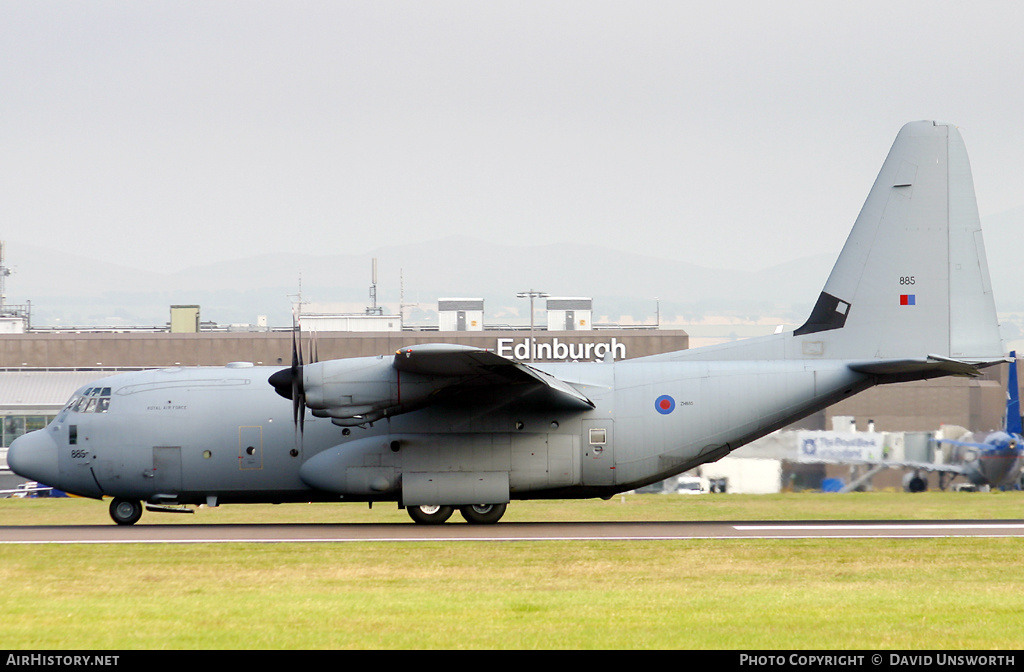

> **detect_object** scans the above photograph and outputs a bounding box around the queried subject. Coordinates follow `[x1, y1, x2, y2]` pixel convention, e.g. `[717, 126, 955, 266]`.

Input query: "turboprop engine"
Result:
[270, 355, 445, 426]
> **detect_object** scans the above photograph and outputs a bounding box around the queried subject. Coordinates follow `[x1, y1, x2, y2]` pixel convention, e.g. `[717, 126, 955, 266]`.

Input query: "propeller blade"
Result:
[295, 323, 305, 433]
[290, 323, 299, 368]
[269, 322, 308, 442]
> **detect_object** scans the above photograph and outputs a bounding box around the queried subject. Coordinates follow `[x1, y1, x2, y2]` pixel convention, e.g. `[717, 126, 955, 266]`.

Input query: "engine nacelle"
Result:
[302, 356, 444, 423]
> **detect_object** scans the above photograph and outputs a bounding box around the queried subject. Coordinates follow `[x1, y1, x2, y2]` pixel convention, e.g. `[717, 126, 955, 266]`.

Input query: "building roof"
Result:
[0, 370, 113, 412]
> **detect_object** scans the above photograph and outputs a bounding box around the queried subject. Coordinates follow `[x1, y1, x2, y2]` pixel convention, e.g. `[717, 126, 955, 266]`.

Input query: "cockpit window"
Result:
[68, 387, 113, 413]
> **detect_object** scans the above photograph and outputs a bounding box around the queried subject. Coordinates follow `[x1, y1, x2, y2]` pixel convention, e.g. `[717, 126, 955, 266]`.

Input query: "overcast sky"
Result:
[2, 1, 1022, 275]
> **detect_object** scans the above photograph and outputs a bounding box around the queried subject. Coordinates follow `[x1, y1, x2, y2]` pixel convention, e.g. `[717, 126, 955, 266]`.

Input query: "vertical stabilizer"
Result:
[793, 121, 1002, 362]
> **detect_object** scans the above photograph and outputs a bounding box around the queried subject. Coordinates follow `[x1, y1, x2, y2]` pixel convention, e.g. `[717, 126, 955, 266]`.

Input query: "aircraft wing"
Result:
[876, 460, 965, 474]
[299, 344, 595, 427]
[393, 344, 595, 409]
[932, 438, 996, 451]
[0, 483, 54, 497]
[796, 454, 966, 473]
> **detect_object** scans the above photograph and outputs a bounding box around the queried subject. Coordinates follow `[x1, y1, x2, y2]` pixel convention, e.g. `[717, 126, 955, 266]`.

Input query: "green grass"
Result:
[2, 493, 1023, 649]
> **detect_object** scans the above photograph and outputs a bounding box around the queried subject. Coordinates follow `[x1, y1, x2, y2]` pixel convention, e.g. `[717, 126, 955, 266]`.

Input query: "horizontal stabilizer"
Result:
[848, 354, 1006, 381]
[931, 438, 1002, 451]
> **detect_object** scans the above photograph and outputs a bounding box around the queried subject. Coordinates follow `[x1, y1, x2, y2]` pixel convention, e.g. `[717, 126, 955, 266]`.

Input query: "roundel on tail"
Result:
[655, 395, 675, 415]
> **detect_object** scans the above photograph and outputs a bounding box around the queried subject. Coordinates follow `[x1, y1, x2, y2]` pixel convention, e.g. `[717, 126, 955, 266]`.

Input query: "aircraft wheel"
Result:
[902, 473, 927, 493]
[109, 498, 143, 526]
[459, 503, 507, 524]
[407, 504, 454, 525]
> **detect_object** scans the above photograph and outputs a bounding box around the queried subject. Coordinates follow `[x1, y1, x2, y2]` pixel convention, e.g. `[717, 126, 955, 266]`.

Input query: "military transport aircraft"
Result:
[7, 121, 1007, 525]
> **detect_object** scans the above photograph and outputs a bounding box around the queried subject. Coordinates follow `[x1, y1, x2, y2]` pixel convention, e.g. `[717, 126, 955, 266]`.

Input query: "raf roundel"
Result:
[655, 395, 675, 415]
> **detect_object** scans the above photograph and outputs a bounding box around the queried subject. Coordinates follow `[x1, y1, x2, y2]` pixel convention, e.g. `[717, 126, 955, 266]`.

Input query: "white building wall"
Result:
[301, 314, 402, 332]
[437, 299, 484, 331]
[545, 297, 592, 331]
[698, 457, 783, 494]
[0, 317, 27, 334]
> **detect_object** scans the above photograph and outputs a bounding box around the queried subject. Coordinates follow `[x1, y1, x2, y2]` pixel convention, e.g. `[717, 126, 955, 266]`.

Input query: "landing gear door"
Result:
[581, 420, 614, 486]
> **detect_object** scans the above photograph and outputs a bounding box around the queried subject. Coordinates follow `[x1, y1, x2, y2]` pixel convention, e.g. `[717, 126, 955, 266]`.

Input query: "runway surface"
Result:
[4, 519, 1024, 544]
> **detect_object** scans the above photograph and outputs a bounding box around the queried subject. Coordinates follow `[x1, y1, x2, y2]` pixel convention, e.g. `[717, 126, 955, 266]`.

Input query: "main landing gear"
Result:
[105, 498, 509, 525]
[109, 497, 143, 525]
[406, 503, 507, 525]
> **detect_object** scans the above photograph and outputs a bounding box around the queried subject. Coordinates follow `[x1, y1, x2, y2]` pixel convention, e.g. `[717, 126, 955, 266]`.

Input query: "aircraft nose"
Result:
[7, 429, 60, 486]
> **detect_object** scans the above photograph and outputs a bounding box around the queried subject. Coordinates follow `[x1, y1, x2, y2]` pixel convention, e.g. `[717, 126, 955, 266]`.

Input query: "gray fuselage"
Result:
[16, 357, 867, 506]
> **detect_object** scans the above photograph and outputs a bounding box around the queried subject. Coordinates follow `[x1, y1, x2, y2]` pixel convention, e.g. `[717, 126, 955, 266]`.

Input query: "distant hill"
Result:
[5, 205, 1021, 331]
[5, 236, 832, 328]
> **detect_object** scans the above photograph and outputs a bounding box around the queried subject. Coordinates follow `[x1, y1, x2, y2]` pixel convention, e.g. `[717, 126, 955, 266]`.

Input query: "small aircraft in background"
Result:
[924, 351, 1022, 491]
[7, 121, 1008, 524]
[0, 481, 59, 498]
[806, 352, 1022, 493]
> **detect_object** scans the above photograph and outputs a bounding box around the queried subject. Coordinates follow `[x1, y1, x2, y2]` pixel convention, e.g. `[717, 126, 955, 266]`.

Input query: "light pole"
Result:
[516, 289, 548, 362]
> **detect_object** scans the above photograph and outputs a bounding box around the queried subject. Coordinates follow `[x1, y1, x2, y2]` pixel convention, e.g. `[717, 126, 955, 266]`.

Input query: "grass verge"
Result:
[1, 492, 1022, 649]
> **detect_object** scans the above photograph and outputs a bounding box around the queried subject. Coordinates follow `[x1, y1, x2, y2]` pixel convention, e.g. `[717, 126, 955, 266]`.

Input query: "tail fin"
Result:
[794, 121, 1003, 363]
[1008, 351, 1021, 435]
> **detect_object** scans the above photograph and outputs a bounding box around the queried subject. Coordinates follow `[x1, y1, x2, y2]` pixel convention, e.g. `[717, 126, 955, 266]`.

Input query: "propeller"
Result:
[269, 322, 307, 436]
